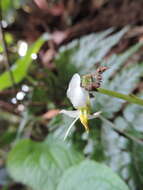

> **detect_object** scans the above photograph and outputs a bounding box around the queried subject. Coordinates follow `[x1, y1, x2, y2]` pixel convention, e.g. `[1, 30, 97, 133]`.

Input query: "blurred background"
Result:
[1, 0, 143, 190]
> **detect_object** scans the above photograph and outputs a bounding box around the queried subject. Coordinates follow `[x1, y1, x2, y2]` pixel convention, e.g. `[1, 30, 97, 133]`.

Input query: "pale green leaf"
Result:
[57, 160, 129, 190]
[55, 28, 128, 74]
[123, 94, 143, 132]
[7, 136, 83, 190]
[92, 44, 143, 118]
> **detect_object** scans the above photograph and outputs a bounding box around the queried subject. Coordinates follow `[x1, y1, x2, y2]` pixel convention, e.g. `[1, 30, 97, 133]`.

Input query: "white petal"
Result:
[67, 73, 89, 108]
[67, 73, 81, 90]
[60, 110, 79, 118]
[88, 111, 102, 119]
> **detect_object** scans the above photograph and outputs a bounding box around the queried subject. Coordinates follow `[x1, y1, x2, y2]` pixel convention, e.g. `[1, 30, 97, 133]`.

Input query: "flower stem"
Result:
[97, 88, 143, 106]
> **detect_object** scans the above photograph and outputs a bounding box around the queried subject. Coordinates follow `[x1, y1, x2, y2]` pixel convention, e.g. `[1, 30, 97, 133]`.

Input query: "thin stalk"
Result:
[64, 117, 79, 141]
[97, 88, 143, 106]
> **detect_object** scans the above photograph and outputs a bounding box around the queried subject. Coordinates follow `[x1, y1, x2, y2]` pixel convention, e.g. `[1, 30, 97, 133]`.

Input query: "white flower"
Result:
[66, 74, 89, 108]
[60, 73, 101, 140]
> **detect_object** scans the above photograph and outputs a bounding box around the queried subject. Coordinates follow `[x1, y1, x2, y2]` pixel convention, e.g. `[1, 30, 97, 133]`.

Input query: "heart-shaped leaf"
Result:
[7, 136, 83, 190]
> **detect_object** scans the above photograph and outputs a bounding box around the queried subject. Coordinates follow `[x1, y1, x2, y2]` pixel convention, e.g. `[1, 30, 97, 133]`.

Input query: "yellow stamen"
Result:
[79, 108, 89, 132]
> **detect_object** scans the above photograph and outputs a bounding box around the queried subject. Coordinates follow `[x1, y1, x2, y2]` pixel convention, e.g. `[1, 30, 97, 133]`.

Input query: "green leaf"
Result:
[92, 44, 143, 118]
[123, 94, 143, 132]
[101, 43, 143, 81]
[57, 160, 129, 190]
[101, 118, 130, 174]
[0, 35, 47, 91]
[55, 28, 128, 74]
[100, 109, 143, 190]
[131, 142, 143, 188]
[7, 136, 83, 190]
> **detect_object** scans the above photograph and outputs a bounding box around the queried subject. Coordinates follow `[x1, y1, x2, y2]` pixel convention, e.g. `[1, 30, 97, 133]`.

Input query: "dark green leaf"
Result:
[0, 131, 16, 148]
[132, 143, 143, 188]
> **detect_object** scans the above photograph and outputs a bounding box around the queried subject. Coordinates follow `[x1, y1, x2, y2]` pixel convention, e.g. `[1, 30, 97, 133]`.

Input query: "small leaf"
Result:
[7, 136, 83, 190]
[57, 160, 129, 190]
